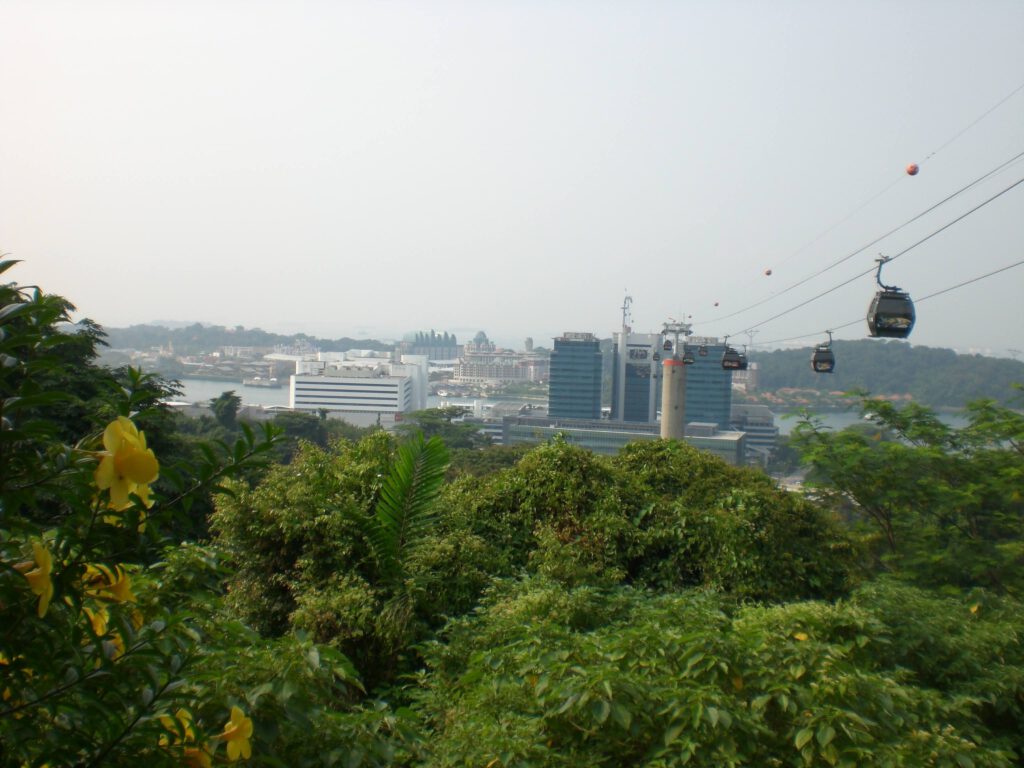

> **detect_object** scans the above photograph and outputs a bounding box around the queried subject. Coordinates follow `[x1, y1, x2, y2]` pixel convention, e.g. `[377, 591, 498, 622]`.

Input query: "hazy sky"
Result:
[2, 1, 1023, 354]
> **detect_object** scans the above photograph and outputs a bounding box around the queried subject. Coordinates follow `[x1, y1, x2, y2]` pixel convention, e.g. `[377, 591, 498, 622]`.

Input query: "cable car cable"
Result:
[712, 80, 1024, 304]
[724, 173, 1024, 338]
[920, 78, 1024, 166]
[696, 149, 1024, 327]
[755, 257, 1024, 346]
[914, 257, 1024, 303]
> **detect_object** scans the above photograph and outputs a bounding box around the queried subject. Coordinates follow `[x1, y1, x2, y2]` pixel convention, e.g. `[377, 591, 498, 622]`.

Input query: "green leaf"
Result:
[816, 724, 836, 747]
[590, 699, 611, 724]
[664, 721, 685, 746]
[610, 702, 632, 730]
[795, 727, 814, 750]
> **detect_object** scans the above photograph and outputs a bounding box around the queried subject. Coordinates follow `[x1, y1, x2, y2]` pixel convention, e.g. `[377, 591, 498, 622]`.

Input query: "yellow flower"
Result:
[220, 706, 253, 762]
[793, 631, 809, 642]
[82, 563, 136, 603]
[94, 416, 159, 510]
[14, 541, 54, 617]
[160, 709, 212, 767]
[160, 708, 197, 745]
[85, 605, 109, 636]
[83, 605, 125, 660]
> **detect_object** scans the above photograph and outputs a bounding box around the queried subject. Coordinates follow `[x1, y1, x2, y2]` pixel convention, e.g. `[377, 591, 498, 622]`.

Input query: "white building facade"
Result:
[288, 354, 428, 422]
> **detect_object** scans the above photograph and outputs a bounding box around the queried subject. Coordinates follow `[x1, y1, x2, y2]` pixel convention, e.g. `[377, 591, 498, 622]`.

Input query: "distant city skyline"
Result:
[3, 2, 1023, 356]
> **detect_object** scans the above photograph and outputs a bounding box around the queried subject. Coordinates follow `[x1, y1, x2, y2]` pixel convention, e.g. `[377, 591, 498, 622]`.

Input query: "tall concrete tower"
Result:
[660, 357, 687, 439]
[659, 319, 693, 440]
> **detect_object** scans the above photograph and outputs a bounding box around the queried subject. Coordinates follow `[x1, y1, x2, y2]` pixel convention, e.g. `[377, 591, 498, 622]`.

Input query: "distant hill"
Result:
[104, 323, 392, 356]
[751, 339, 1024, 407]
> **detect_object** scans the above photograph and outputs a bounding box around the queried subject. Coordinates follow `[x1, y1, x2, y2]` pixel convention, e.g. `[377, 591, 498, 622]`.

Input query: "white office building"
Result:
[289, 354, 428, 422]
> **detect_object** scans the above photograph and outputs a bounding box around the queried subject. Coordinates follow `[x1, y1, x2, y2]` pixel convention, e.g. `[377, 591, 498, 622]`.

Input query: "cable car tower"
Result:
[660, 318, 693, 440]
[661, 318, 693, 356]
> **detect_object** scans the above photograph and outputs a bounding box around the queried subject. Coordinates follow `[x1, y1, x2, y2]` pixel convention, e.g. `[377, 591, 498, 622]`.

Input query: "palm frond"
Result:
[367, 433, 449, 583]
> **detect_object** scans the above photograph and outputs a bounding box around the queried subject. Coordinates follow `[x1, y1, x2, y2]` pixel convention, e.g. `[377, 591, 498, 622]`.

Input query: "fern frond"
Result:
[368, 433, 449, 583]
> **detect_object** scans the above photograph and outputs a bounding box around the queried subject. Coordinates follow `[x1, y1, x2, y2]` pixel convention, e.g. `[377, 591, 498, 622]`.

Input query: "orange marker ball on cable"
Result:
[906, 163, 919, 176]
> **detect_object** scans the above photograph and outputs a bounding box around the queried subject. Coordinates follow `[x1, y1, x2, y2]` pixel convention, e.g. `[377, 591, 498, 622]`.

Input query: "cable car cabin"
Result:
[698, 345, 708, 357]
[681, 347, 696, 365]
[721, 347, 744, 370]
[663, 340, 673, 351]
[811, 345, 835, 373]
[736, 352, 748, 370]
[867, 290, 916, 338]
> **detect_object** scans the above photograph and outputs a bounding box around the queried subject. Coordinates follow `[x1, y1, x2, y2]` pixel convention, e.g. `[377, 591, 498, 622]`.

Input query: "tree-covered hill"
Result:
[104, 322, 392, 355]
[752, 339, 1024, 406]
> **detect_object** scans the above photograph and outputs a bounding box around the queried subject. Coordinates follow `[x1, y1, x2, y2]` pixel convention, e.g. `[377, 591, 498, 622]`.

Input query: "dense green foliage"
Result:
[416, 578, 1022, 767]
[752, 339, 1024, 406]
[396, 406, 490, 450]
[5, 265, 1024, 766]
[792, 396, 1024, 594]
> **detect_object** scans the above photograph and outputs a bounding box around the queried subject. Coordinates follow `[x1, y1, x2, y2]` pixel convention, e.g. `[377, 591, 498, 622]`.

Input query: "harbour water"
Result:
[176, 378, 290, 408]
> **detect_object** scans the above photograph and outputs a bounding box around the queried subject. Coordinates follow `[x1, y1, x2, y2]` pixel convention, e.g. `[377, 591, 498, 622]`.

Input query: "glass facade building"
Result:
[611, 331, 661, 423]
[682, 339, 733, 429]
[548, 332, 603, 419]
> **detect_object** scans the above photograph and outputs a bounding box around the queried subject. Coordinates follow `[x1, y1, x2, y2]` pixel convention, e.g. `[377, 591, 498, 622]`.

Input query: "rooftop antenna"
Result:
[621, 293, 633, 330]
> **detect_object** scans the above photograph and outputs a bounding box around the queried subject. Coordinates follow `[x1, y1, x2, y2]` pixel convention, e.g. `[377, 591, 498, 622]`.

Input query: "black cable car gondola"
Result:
[698, 345, 708, 357]
[663, 339, 673, 351]
[721, 337, 744, 370]
[867, 257, 915, 338]
[811, 331, 835, 373]
[681, 345, 696, 365]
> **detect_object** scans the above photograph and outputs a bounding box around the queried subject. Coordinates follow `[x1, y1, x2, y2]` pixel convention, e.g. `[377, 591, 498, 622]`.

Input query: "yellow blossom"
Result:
[82, 563, 136, 603]
[160, 709, 212, 767]
[14, 541, 54, 617]
[85, 605, 109, 636]
[793, 631, 809, 642]
[160, 708, 197, 745]
[94, 416, 159, 511]
[83, 605, 125, 660]
[220, 706, 253, 762]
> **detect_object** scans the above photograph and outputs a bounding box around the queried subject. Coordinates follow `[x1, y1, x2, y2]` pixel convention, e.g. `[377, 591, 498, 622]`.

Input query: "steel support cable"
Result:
[703, 81, 1024, 320]
[725, 174, 1024, 338]
[921, 79, 1024, 165]
[696, 149, 1024, 328]
[756, 257, 1024, 347]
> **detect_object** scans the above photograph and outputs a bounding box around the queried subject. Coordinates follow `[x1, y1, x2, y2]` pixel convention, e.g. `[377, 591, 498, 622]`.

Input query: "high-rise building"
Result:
[611, 330, 661, 422]
[548, 332, 603, 419]
[683, 337, 733, 429]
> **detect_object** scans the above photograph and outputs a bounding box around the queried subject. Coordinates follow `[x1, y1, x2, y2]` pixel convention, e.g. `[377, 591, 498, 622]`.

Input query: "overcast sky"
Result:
[2, 1, 1023, 354]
